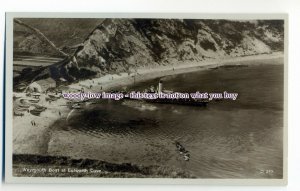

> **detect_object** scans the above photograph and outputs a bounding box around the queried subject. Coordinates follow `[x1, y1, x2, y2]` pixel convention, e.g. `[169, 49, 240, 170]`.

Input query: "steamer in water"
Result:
[127, 80, 209, 107]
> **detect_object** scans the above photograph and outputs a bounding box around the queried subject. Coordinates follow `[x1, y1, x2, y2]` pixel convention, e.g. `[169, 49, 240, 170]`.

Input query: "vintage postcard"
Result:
[5, 13, 288, 184]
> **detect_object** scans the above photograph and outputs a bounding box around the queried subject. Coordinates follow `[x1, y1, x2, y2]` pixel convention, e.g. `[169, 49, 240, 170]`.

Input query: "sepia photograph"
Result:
[5, 13, 287, 184]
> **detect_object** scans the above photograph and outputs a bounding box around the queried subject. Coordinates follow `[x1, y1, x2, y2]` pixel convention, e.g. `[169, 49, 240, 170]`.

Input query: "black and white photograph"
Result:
[4, 13, 287, 184]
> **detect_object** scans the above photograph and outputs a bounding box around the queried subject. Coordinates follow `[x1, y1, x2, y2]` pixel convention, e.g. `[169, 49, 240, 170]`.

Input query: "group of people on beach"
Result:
[30, 120, 37, 126]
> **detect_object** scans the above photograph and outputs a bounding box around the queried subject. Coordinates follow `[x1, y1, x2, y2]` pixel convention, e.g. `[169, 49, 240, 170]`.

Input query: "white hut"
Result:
[27, 78, 56, 93]
[35, 78, 56, 92]
[27, 82, 42, 93]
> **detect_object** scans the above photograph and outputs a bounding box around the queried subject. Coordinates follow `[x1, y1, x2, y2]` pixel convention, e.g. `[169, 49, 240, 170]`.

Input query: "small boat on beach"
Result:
[33, 104, 47, 111]
[15, 107, 29, 111]
[18, 104, 30, 109]
[20, 97, 40, 104]
[48, 93, 61, 99]
[29, 104, 47, 116]
[14, 111, 24, 117]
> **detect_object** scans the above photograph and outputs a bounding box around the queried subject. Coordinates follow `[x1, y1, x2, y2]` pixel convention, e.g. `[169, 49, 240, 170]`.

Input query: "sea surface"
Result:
[49, 58, 284, 178]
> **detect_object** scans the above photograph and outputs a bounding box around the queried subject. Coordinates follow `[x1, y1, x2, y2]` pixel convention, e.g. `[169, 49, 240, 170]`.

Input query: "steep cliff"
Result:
[73, 19, 283, 76]
[13, 19, 284, 84]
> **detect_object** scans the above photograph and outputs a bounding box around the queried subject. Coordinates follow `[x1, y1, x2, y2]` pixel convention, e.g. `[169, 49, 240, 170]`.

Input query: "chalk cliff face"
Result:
[13, 19, 284, 84]
[72, 19, 283, 76]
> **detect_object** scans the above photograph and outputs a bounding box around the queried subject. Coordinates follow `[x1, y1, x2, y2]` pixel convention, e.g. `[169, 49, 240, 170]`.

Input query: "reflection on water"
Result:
[49, 59, 284, 178]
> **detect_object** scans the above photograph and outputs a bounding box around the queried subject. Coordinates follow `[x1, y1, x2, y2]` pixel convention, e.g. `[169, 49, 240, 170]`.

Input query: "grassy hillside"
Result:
[13, 18, 103, 56]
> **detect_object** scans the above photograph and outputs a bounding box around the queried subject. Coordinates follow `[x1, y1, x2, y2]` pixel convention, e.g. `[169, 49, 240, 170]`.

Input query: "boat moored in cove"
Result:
[139, 80, 209, 107]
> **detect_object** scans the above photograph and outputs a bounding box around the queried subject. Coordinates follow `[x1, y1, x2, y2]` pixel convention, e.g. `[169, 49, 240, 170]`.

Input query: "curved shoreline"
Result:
[68, 52, 283, 93]
[13, 52, 284, 177]
[13, 52, 284, 155]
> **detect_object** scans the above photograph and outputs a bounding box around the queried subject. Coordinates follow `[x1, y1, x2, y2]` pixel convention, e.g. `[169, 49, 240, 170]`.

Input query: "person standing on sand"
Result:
[59, 111, 61, 116]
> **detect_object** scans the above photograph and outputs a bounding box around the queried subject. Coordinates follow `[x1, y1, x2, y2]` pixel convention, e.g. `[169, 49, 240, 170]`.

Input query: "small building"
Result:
[34, 78, 56, 93]
[27, 82, 42, 93]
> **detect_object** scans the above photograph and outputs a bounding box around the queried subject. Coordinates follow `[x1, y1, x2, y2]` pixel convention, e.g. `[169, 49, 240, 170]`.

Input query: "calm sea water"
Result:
[49, 59, 284, 178]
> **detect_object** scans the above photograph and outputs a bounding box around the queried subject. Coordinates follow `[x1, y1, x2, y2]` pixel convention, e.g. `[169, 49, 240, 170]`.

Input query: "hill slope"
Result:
[13, 19, 284, 84]
[14, 18, 103, 56]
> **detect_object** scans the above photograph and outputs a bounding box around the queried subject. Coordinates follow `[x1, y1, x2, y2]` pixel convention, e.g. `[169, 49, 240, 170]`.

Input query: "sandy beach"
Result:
[13, 52, 284, 157]
[13, 94, 69, 155]
[69, 52, 283, 93]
